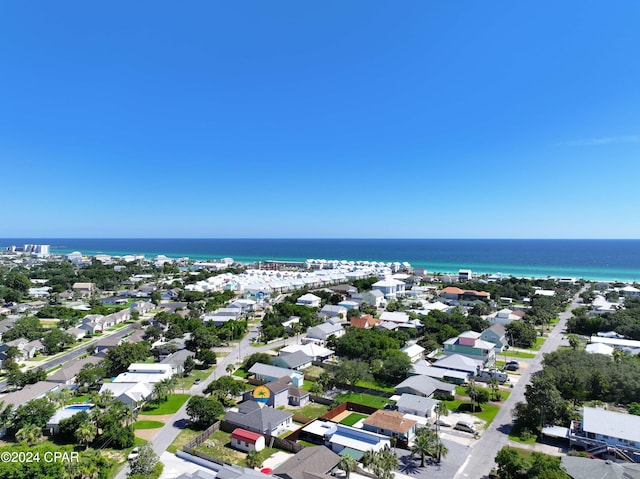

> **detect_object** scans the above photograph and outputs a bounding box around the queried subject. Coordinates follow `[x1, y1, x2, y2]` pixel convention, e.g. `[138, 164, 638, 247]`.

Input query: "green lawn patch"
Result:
[141, 394, 190, 415]
[180, 364, 217, 389]
[285, 402, 330, 419]
[355, 379, 395, 393]
[134, 420, 165, 430]
[340, 413, 368, 426]
[233, 368, 249, 379]
[334, 392, 389, 409]
[69, 394, 91, 405]
[166, 427, 200, 454]
[444, 399, 501, 427]
[503, 350, 536, 359]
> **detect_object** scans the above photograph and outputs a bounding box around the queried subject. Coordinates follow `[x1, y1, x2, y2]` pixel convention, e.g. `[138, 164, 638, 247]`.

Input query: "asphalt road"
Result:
[453, 293, 584, 479]
[0, 325, 135, 392]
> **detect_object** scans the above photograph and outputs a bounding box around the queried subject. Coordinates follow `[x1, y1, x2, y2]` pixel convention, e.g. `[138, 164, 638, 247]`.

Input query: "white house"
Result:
[296, 293, 322, 308]
[372, 278, 406, 300]
[305, 322, 345, 346]
[401, 343, 425, 363]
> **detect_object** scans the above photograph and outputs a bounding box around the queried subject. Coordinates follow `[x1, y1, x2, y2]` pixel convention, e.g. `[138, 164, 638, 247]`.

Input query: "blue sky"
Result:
[1, 1, 639, 238]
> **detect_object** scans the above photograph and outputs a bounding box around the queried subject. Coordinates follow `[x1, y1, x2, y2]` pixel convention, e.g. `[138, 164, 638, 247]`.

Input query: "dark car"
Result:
[504, 361, 519, 371]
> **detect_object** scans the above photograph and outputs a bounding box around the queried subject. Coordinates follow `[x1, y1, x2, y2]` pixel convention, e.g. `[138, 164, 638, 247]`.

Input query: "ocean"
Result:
[2, 238, 640, 282]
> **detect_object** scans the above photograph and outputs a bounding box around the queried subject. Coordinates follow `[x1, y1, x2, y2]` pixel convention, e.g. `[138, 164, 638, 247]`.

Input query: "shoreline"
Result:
[42, 247, 640, 283]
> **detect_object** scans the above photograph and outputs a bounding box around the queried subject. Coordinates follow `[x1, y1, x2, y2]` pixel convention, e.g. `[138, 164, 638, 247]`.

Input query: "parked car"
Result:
[504, 361, 520, 371]
[127, 447, 140, 461]
[433, 418, 452, 428]
[454, 421, 476, 434]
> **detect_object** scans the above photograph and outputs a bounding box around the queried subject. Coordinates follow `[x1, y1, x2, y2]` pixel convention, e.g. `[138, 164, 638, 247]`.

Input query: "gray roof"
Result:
[249, 362, 300, 379]
[2, 381, 60, 406]
[160, 349, 195, 367]
[273, 446, 341, 479]
[307, 323, 343, 339]
[224, 400, 293, 434]
[583, 406, 640, 443]
[275, 350, 312, 369]
[266, 376, 291, 394]
[432, 354, 482, 374]
[49, 354, 103, 382]
[395, 375, 455, 397]
[561, 456, 640, 479]
[396, 394, 439, 415]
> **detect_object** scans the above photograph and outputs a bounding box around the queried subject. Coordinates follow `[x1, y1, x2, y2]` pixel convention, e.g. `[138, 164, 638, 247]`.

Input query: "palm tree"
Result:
[339, 454, 357, 479]
[59, 388, 74, 406]
[75, 420, 96, 449]
[434, 402, 449, 436]
[246, 450, 261, 469]
[98, 389, 114, 407]
[16, 423, 41, 446]
[432, 440, 449, 464]
[153, 381, 168, 406]
[226, 364, 235, 375]
[410, 431, 434, 467]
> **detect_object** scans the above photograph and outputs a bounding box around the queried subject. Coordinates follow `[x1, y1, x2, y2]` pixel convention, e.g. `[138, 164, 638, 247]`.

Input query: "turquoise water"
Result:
[3, 238, 640, 282]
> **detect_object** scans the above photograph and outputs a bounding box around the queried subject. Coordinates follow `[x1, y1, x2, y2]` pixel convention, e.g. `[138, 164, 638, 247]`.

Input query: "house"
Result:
[395, 375, 455, 398]
[396, 394, 439, 420]
[379, 311, 410, 324]
[288, 385, 310, 407]
[112, 363, 174, 384]
[264, 376, 291, 408]
[49, 354, 103, 385]
[319, 305, 348, 320]
[224, 400, 293, 436]
[338, 300, 359, 310]
[325, 423, 390, 454]
[443, 331, 496, 365]
[131, 301, 155, 314]
[400, 343, 425, 363]
[64, 327, 87, 340]
[99, 382, 153, 410]
[46, 405, 94, 434]
[350, 315, 380, 329]
[486, 308, 521, 326]
[431, 354, 483, 376]
[248, 363, 304, 387]
[411, 360, 469, 385]
[160, 349, 196, 375]
[273, 446, 341, 479]
[305, 322, 344, 346]
[279, 343, 334, 362]
[570, 407, 640, 459]
[439, 287, 491, 302]
[480, 324, 508, 352]
[1, 381, 61, 407]
[229, 299, 257, 313]
[458, 269, 472, 282]
[620, 286, 640, 297]
[561, 455, 640, 479]
[95, 335, 123, 353]
[272, 350, 313, 371]
[585, 342, 614, 356]
[72, 282, 96, 297]
[372, 278, 405, 300]
[362, 410, 417, 443]
[329, 284, 359, 297]
[296, 293, 321, 308]
[360, 290, 385, 308]
[231, 428, 265, 452]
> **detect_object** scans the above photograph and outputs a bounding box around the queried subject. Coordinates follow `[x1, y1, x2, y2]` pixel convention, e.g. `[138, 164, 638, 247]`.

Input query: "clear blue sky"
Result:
[2, 1, 639, 238]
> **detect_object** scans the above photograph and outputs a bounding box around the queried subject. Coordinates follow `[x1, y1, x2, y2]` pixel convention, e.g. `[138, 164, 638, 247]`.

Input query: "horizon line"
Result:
[2, 237, 640, 241]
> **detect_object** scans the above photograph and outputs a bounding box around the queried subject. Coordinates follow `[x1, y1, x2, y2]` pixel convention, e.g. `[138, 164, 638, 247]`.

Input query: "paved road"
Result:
[115, 324, 284, 478]
[0, 325, 135, 392]
[453, 293, 583, 479]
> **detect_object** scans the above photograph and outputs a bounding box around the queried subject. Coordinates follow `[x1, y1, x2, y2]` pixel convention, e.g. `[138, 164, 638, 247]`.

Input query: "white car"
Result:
[127, 447, 140, 461]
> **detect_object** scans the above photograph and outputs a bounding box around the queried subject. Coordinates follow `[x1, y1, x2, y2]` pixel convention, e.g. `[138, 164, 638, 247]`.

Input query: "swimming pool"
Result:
[65, 404, 93, 410]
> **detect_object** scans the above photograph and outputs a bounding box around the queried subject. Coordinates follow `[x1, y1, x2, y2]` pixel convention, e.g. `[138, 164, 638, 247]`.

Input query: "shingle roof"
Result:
[363, 410, 417, 434]
[273, 446, 341, 479]
[224, 401, 293, 434]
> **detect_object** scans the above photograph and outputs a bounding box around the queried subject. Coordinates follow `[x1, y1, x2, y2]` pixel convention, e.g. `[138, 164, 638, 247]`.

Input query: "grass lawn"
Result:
[503, 350, 536, 359]
[340, 413, 369, 426]
[285, 402, 330, 419]
[301, 380, 316, 392]
[195, 429, 279, 467]
[233, 368, 249, 379]
[69, 394, 91, 405]
[141, 394, 190, 415]
[180, 364, 217, 389]
[334, 392, 389, 409]
[444, 399, 501, 426]
[167, 427, 200, 454]
[355, 379, 395, 393]
[134, 420, 165, 430]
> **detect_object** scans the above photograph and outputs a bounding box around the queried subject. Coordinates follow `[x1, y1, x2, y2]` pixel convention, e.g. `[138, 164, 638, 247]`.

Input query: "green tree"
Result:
[377, 351, 412, 385]
[15, 423, 41, 446]
[12, 398, 56, 432]
[42, 327, 75, 354]
[567, 334, 580, 350]
[334, 359, 370, 386]
[242, 352, 272, 371]
[434, 402, 449, 435]
[128, 443, 160, 477]
[339, 455, 357, 479]
[246, 450, 261, 469]
[5, 271, 31, 294]
[75, 420, 96, 449]
[183, 355, 196, 376]
[196, 349, 217, 368]
[495, 447, 526, 479]
[186, 396, 224, 429]
[103, 342, 151, 376]
[410, 430, 435, 467]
